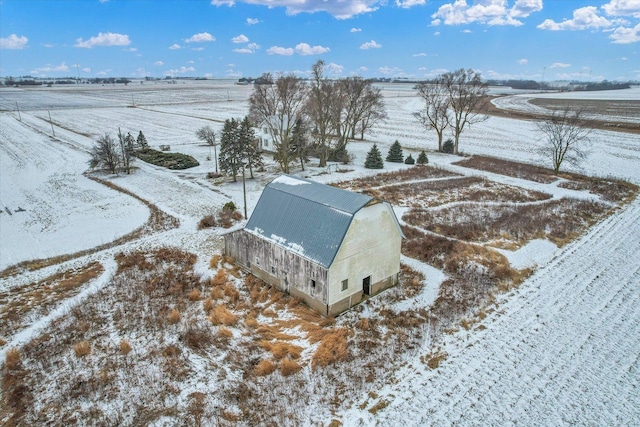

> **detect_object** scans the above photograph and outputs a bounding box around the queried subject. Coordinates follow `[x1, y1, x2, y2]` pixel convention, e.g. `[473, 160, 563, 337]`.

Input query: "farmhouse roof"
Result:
[245, 175, 373, 267]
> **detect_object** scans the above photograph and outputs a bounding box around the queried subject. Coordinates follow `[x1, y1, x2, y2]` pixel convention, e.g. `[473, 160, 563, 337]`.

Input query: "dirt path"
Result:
[348, 194, 640, 425]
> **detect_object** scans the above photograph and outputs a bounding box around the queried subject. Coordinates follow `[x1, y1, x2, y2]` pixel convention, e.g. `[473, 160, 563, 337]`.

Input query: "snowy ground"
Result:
[1, 81, 639, 425]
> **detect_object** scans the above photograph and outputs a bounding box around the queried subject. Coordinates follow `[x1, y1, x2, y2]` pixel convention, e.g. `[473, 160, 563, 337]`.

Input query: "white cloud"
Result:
[413, 53, 427, 57]
[517, 58, 528, 65]
[75, 32, 131, 48]
[82, 67, 91, 73]
[96, 69, 112, 76]
[232, 34, 249, 43]
[350, 28, 362, 32]
[247, 17, 260, 25]
[325, 62, 344, 75]
[462, 29, 472, 33]
[358, 66, 369, 72]
[0, 34, 28, 50]
[434, 31, 441, 35]
[211, 0, 379, 19]
[165, 66, 196, 75]
[191, 47, 205, 51]
[537, 6, 612, 31]
[295, 43, 330, 55]
[154, 61, 164, 66]
[510, 0, 543, 18]
[234, 43, 260, 53]
[609, 22, 640, 43]
[360, 40, 382, 49]
[169, 43, 181, 50]
[185, 32, 215, 43]
[396, 0, 426, 8]
[31, 62, 70, 74]
[126, 47, 138, 52]
[432, 0, 543, 27]
[602, 0, 640, 18]
[378, 66, 403, 75]
[550, 62, 571, 68]
[267, 46, 294, 55]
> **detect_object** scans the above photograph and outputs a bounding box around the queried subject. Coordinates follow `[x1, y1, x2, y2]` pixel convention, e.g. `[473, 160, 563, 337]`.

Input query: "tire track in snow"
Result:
[347, 196, 640, 426]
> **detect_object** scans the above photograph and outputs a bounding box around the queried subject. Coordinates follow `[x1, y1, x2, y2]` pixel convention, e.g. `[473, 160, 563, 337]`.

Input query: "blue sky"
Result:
[1, 0, 639, 81]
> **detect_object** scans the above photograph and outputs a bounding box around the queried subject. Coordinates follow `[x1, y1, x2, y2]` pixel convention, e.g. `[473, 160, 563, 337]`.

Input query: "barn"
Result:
[224, 174, 403, 316]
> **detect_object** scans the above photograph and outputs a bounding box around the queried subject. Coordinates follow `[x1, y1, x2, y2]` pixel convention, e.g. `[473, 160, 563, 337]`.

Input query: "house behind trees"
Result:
[224, 175, 403, 316]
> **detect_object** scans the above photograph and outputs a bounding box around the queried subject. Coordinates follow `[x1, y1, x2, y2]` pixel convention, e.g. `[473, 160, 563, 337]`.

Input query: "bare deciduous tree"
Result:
[306, 60, 339, 167]
[537, 108, 592, 174]
[196, 126, 219, 173]
[442, 68, 489, 154]
[249, 73, 307, 173]
[89, 133, 120, 174]
[413, 80, 450, 152]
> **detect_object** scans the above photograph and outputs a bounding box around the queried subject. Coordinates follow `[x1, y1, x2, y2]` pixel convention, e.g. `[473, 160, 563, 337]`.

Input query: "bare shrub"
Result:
[217, 327, 233, 340]
[198, 214, 217, 230]
[210, 254, 221, 269]
[73, 341, 91, 357]
[254, 360, 277, 377]
[203, 298, 214, 313]
[426, 351, 448, 369]
[211, 269, 229, 287]
[182, 326, 215, 352]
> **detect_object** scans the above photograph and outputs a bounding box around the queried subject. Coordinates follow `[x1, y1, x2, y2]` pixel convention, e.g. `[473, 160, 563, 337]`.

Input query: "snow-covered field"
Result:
[1, 81, 639, 425]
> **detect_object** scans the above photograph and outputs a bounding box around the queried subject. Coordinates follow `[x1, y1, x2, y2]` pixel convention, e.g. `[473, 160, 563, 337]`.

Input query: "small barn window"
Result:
[311, 279, 316, 289]
[255, 257, 260, 266]
[271, 266, 276, 274]
[341, 279, 348, 291]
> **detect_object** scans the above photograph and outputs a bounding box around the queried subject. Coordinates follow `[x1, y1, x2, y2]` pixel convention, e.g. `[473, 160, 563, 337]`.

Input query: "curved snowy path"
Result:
[346, 196, 640, 426]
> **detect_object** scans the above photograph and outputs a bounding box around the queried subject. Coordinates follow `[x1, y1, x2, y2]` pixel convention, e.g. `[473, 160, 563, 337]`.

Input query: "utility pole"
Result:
[242, 165, 247, 219]
[15, 102, 21, 121]
[48, 110, 55, 137]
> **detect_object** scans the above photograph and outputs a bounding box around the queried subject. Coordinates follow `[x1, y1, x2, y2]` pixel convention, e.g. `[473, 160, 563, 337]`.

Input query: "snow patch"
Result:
[273, 175, 310, 186]
[496, 239, 558, 270]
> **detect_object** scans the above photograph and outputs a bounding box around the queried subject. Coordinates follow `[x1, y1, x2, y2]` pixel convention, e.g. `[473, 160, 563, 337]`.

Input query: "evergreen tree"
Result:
[291, 118, 309, 171]
[219, 118, 242, 181]
[239, 116, 263, 179]
[136, 131, 148, 149]
[364, 144, 384, 169]
[386, 140, 404, 163]
[405, 154, 415, 165]
[417, 150, 429, 165]
[442, 139, 454, 154]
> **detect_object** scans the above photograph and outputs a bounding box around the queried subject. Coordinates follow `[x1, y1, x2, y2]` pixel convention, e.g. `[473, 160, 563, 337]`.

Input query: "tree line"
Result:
[249, 60, 387, 173]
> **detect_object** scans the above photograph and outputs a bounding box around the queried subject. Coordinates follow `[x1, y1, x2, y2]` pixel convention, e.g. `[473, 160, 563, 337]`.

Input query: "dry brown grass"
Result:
[0, 261, 104, 338]
[558, 176, 638, 204]
[280, 359, 302, 377]
[168, 309, 181, 324]
[253, 359, 277, 376]
[119, 340, 132, 356]
[4, 348, 21, 370]
[454, 155, 558, 183]
[73, 341, 91, 357]
[188, 289, 203, 301]
[261, 341, 303, 360]
[312, 329, 351, 370]
[333, 165, 459, 190]
[425, 351, 448, 369]
[217, 327, 234, 340]
[203, 298, 214, 313]
[211, 269, 229, 287]
[208, 305, 238, 326]
[210, 254, 221, 269]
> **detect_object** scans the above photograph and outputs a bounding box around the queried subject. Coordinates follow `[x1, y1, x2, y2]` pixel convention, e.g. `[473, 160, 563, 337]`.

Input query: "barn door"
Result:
[363, 276, 371, 295]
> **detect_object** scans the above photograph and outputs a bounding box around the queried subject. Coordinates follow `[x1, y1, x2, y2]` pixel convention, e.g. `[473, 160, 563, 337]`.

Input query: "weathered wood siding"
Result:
[327, 202, 401, 306]
[224, 230, 328, 304]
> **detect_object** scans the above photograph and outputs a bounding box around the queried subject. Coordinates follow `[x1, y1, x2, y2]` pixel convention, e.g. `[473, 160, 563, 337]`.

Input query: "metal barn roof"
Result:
[245, 175, 373, 267]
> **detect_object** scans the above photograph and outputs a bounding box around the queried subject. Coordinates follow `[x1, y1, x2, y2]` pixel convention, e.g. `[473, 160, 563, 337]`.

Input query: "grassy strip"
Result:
[135, 148, 199, 170]
[0, 262, 104, 341]
[0, 176, 179, 279]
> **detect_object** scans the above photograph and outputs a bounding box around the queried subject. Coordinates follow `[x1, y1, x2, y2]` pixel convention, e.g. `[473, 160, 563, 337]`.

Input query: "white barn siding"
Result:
[327, 202, 401, 309]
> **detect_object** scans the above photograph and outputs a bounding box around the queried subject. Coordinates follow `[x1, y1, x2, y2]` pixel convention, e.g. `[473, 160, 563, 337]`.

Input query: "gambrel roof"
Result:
[245, 175, 374, 267]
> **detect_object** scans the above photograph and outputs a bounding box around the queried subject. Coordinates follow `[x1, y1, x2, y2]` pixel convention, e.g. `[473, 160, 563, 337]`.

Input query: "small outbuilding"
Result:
[224, 175, 403, 316]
